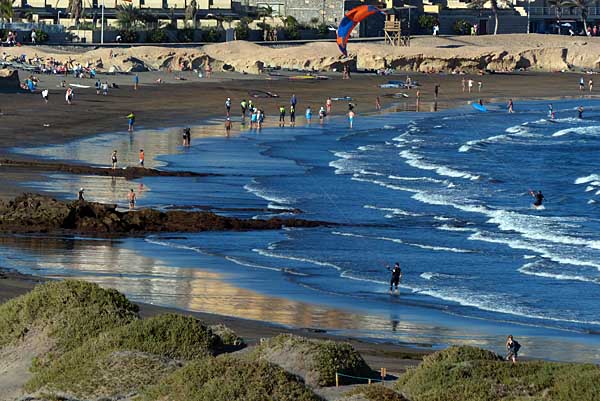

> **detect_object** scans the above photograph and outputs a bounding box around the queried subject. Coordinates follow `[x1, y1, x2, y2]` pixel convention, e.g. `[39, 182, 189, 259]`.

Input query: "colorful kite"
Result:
[336, 5, 385, 56]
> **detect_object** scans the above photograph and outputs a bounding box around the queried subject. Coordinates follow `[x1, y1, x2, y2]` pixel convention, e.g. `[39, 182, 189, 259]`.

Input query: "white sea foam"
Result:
[225, 256, 308, 276]
[399, 149, 480, 181]
[574, 174, 600, 185]
[332, 231, 474, 254]
[363, 205, 423, 217]
[244, 181, 295, 206]
[552, 126, 600, 137]
[252, 248, 342, 271]
[420, 272, 461, 280]
[518, 261, 599, 284]
[586, 186, 596, 192]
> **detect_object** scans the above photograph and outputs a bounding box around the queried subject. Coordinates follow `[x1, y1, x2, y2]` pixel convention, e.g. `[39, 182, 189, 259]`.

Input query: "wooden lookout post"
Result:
[384, 8, 412, 47]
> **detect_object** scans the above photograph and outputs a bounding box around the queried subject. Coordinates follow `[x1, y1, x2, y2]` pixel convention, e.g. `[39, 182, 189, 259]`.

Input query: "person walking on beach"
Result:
[388, 262, 402, 293]
[182, 127, 191, 146]
[139, 149, 145, 167]
[78, 187, 85, 201]
[95, 79, 101, 95]
[279, 105, 286, 126]
[102, 81, 109, 96]
[225, 97, 231, 117]
[290, 104, 296, 127]
[434, 84, 440, 99]
[505, 335, 521, 364]
[580, 77, 585, 92]
[128, 189, 136, 209]
[305, 106, 312, 124]
[240, 99, 248, 120]
[348, 109, 355, 128]
[42, 89, 49, 104]
[468, 79, 473, 93]
[225, 117, 232, 136]
[133, 74, 139, 90]
[508, 99, 514, 113]
[111, 150, 118, 170]
[127, 112, 135, 132]
[589, 78, 594, 92]
[461, 77, 466, 92]
[478, 81, 482, 92]
[326, 97, 332, 114]
[65, 87, 73, 105]
[375, 96, 381, 111]
[291, 94, 297, 109]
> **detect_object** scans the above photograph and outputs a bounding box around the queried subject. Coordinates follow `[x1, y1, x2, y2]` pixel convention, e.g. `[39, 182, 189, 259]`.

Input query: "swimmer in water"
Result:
[578, 105, 584, 119]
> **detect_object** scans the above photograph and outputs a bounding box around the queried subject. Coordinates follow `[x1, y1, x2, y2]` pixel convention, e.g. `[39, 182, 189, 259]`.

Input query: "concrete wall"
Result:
[439, 11, 527, 34]
[249, 0, 345, 24]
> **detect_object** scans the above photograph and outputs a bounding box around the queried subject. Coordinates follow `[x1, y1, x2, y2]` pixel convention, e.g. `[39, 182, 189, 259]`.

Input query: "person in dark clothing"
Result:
[78, 188, 85, 201]
[530, 190, 544, 207]
[388, 262, 402, 292]
[578, 105, 584, 119]
[505, 335, 521, 363]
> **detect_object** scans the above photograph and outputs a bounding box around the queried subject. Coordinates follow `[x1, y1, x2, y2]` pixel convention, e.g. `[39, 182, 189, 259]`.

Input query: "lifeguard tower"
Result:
[384, 7, 413, 47]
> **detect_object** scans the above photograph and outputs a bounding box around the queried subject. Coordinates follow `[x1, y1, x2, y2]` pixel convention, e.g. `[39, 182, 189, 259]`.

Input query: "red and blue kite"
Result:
[336, 5, 386, 57]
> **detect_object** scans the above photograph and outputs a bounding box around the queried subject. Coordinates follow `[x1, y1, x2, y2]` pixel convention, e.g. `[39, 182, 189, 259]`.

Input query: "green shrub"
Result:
[146, 28, 168, 43]
[396, 345, 600, 401]
[202, 27, 221, 42]
[235, 17, 252, 40]
[418, 15, 436, 31]
[316, 23, 329, 38]
[453, 19, 472, 35]
[119, 29, 139, 43]
[141, 355, 323, 401]
[210, 324, 244, 347]
[252, 334, 374, 387]
[178, 27, 195, 42]
[344, 384, 409, 401]
[27, 314, 221, 398]
[0, 280, 138, 352]
[34, 29, 49, 43]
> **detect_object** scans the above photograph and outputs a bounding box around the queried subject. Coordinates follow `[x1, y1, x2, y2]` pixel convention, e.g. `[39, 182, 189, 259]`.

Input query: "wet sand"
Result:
[0, 69, 592, 154]
[0, 267, 424, 374]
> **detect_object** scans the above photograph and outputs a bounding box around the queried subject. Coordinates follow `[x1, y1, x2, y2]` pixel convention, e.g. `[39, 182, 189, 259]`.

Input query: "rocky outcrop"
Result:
[0, 194, 331, 235]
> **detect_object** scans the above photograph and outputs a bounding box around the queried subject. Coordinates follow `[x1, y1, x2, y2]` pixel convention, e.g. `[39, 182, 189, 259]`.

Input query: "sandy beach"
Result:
[2, 40, 600, 400]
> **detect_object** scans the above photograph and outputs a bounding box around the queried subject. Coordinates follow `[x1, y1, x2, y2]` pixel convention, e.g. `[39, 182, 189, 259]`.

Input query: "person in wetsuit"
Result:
[530, 190, 544, 207]
[389, 262, 402, 292]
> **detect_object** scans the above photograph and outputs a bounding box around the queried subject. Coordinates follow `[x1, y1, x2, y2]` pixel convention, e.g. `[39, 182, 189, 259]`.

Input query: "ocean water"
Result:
[6, 99, 600, 362]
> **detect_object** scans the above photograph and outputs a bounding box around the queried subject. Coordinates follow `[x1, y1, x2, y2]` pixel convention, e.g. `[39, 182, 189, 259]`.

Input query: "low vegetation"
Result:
[26, 314, 225, 398]
[0, 280, 138, 352]
[396, 345, 600, 401]
[344, 384, 409, 401]
[251, 334, 374, 387]
[141, 355, 324, 401]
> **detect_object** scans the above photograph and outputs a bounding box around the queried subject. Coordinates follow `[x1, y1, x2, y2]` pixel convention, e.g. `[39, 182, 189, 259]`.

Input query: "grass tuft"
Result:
[252, 334, 374, 387]
[0, 280, 138, 352]
[344, 384, 409, 401]
[141, 354, 324, 401]
[395, 345, 600, 401]
[26, 313, 225, 398]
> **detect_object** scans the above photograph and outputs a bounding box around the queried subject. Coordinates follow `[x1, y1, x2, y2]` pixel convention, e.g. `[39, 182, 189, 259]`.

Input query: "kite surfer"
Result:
[529, 190, 544, 208]
[387, 262, 402, 293]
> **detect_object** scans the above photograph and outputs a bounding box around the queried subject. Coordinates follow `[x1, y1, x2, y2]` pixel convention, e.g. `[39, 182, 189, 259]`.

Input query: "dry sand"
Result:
[3, 35, 600, 74]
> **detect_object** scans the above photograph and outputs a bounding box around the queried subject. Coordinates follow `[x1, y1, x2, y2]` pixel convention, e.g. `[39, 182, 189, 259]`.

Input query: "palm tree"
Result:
[562, 0, 592, 32]
[0, 0, 13, 23]
[467, 0, 506, 35]
[69, 0, 84, 26]
[116, 3, 142, 30]
[547, 0, 563, 34]
[258, 4, 273, 40]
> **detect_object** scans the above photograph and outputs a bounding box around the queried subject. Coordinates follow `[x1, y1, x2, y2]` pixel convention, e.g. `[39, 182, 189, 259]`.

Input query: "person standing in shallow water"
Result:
[127, 112, 135, 132]
[111, 150, 118, 170]
[128, 189, 136, 209]
[388, 262, 402, 293]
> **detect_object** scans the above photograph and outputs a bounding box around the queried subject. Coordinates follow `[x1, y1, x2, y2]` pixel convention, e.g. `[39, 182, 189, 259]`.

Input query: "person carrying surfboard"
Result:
[529, 190, 544, 207]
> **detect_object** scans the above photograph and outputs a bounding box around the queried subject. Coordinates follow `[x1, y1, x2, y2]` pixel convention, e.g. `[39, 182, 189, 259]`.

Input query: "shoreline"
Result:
[2, 70, 600, 365]
[0, 266, 425, 374]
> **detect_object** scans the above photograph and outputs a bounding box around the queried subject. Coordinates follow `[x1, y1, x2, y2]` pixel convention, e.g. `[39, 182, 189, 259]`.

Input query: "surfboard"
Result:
[472, 103, 487, 112]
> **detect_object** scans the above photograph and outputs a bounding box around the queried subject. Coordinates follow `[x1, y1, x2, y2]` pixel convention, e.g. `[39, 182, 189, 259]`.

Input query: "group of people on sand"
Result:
[228, 94, 358, 131]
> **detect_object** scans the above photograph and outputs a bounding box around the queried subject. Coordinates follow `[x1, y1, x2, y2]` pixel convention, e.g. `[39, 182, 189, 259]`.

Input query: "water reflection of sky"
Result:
[1, 234, 599, 363]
